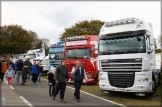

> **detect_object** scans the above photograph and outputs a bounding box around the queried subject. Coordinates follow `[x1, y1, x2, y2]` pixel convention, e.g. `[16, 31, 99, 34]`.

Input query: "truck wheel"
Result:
[152, 77, 156, 91]
[158, 73, 161, 85]
[148, 92, 153, 97]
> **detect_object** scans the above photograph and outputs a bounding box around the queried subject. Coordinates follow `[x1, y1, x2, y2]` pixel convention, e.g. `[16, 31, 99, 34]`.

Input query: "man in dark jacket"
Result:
[71, 60, 87, 102]
[21, 64, 28, 85]
[16, 59, 24, 84]
[23, 58, 32, 79]
[53, 59, 68, 103]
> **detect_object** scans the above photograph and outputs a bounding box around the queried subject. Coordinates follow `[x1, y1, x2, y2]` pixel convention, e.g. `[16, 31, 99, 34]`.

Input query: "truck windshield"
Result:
[49, 53, 62, 60]
[26, 54, 36, 59]
[99, 35, 146, 55]
[66, 48, 90, 58]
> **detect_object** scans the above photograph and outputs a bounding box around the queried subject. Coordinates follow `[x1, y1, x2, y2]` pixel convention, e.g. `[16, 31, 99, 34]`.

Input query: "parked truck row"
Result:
[12, 17, 161, 96]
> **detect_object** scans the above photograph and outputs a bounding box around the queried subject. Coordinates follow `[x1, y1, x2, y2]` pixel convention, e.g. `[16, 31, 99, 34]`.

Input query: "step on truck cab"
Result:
[48, 41, 65, 69]
[98, 17, 161, 96]
[65, 34, 99, 84]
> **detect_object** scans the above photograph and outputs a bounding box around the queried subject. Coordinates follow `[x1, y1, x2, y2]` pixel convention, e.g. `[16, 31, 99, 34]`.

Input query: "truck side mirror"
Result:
[148, 45, 155, 54]
[94, 50, 98, 57]
[150, 45, 155, 51]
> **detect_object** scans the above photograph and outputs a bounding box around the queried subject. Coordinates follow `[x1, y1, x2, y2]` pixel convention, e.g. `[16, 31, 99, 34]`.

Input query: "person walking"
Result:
[21, 64, 28, 85]
[16, 59, 24, 84]
[47, 66, 55, 97]
[0, 59, 7, 83]
[71, 60, 87, 102]
[31, 61, 39, 84]
[4, 65, 15, 85]
[53, 59, 68, 103]
[37, 61, 43, 83]
[23, 58, 32, 79]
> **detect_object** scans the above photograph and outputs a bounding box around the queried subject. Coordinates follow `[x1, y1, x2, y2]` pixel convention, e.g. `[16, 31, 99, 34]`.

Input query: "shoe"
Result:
[32, 83, 34, 85]
[8, 83, 10, 85]
[60, 99, 66, 103]
[53, 95, 56, 100]
[76, 99, 80, 102]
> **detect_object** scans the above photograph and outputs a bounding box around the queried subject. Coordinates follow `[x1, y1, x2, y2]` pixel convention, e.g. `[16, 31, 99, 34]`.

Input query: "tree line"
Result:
[0, 25, 49, 56]
[0, 20, 161, 56]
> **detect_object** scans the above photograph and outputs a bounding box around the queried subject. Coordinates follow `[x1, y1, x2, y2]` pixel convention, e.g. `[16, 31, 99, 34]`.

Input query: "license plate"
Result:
[116, 88, 126, 91]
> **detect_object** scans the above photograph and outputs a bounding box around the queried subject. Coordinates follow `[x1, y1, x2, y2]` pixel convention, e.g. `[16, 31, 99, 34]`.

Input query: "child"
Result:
[21, 64, 28, 85]
[5, 65, 15, 85]
[48, 66, 55, 97]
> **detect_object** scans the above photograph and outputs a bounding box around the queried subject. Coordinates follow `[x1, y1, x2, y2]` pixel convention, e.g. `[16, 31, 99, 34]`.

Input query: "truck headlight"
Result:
[138, 78, 148, 82]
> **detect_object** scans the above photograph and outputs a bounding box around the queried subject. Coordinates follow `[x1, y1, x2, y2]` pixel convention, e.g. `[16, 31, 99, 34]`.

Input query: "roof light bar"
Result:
[50, 43, 64, 47]
[105, 17, 136, 27]
[66, 34, 89, 41]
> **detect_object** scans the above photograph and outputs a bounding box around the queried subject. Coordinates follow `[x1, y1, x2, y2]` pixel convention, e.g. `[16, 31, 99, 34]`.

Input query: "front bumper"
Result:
[68, 79, 95, 84]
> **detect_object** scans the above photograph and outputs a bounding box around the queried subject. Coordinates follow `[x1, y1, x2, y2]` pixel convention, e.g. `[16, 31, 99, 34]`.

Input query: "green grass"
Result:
[42, 74, 162, 107]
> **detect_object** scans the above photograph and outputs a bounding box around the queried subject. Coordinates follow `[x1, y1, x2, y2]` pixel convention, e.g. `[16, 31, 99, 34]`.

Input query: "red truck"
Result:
[64, 34, 99, 84]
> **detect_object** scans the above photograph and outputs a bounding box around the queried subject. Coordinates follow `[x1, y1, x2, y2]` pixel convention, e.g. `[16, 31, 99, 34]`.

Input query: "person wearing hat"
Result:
[47, 66, 55, 97]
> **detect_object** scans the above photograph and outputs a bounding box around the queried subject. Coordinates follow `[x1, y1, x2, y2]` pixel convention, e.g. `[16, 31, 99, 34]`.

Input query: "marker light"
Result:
[136, 21, 143, 28]
[105, 17, 136, 27]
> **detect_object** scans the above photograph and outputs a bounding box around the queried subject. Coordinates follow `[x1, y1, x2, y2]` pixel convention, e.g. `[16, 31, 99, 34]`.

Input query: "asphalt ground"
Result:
[1, 77, 126, 107]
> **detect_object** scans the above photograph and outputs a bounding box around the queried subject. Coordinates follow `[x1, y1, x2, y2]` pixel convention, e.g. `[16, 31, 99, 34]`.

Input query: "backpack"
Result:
[1, 62, 7, 73]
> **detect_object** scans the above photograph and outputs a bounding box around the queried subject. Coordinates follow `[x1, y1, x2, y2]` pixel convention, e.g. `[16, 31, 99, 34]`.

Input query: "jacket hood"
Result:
[23, 66, 28, 69]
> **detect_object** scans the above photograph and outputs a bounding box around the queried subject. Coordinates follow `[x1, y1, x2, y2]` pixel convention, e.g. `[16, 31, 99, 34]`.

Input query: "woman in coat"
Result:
[21, 64, 28, 85]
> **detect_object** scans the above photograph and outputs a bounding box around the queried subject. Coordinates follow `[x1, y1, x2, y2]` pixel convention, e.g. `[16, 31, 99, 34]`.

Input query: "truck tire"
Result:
[147, 78, 156, 97]
[148, 92, 153, 97]
[158, 73, 161, 85]
[152, 76, 156, 91]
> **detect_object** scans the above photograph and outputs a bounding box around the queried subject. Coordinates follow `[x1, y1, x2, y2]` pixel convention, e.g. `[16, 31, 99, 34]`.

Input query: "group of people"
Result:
[47, 59, 87, 103]
[1, 57, 87, 103]
[0, 58, 43, 85]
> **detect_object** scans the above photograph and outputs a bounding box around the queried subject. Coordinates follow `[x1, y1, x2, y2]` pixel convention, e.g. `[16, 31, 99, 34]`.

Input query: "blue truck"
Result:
[48, 41, 65, 69]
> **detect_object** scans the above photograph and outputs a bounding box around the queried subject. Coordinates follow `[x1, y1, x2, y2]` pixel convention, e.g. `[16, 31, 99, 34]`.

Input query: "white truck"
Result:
[41, 56, 49, 75]
[98, 17, 161, 96]
[25, 48, 45, 64]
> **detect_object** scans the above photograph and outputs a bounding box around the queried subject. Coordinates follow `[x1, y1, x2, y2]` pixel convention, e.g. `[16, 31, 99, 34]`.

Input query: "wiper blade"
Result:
[126, 49, 139, 53]
[102, 50, 115, 54]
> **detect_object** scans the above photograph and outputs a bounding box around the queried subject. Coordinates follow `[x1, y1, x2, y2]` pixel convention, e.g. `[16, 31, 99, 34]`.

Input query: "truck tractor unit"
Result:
[65, 34, 99, 84]
[48, 41, 65, 69]
[98, 17, 161, 96]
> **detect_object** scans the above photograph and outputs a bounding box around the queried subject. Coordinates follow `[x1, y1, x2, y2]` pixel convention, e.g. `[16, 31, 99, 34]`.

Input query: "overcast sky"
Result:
[2, 1, 161, 46]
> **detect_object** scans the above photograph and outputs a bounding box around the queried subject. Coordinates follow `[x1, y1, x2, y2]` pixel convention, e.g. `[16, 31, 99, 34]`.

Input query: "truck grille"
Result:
[101, 58, 142, 72]
[108, 72, 135, 88]
[50, 60, 61, 68]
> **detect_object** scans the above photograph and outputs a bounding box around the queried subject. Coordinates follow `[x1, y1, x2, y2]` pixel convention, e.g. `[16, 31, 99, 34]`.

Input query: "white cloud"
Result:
[2, 1, 161, 44]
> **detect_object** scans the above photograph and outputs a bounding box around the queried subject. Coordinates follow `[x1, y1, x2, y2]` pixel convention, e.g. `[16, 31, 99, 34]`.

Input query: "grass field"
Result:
[42, 73, 162, 107]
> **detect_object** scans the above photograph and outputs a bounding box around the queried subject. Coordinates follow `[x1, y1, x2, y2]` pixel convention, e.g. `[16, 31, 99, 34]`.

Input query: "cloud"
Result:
[2, 1, 161, 45]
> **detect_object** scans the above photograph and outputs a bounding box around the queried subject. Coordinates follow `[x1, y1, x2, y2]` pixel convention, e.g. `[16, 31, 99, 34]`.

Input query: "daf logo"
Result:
[101, 60, 108, 62]
[135, 58, 141, 61]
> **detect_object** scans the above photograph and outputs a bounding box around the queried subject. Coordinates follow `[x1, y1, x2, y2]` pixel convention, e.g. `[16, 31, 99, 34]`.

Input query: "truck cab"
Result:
[26, 48, 45, 64]
[48, 41, 65, 69]
[98, 18, 161, 96]
[65, 35, 99, 84]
